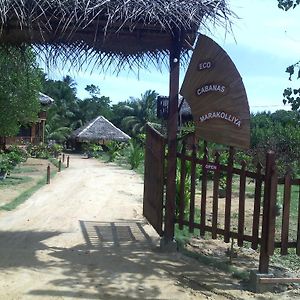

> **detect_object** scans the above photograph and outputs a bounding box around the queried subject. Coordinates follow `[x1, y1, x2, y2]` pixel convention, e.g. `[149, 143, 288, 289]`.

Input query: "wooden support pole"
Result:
[259, 151, 277, 274]
[67, 156, 70, 168]
[164, 29, 181, 242]
[58, 159, 62, 172]
[47, 164, 50, 184]
[62, 153, 65, 163]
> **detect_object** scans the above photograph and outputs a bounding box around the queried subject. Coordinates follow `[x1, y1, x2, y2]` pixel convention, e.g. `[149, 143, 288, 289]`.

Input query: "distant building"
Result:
[69, 116, 130, 150]
[6, 92, 54, 145]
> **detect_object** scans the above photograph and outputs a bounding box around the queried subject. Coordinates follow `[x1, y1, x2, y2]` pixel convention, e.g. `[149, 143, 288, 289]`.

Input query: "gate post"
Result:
[259, 151, 277, 274]
[164, 29, 181, 243]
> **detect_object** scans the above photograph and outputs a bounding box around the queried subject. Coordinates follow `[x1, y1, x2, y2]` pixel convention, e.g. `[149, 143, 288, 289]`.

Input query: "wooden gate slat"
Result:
[189, 145, 197, 233]
[267, 167, 278, 256]
[296, 186, 300, 255]
[143, 125, 166, 236]
[178, 142, 187, 230]
[224, 147, 234, 243]
[251, 162, 262, 250]
[238, 161, 246, 247]
[212, 152, 220, 239]
[200, 142, 208, 236]
[281, 171, 292, 255]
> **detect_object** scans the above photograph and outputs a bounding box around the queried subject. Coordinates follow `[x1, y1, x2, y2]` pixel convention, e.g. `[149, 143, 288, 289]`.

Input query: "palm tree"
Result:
[122, 90, 158, 136]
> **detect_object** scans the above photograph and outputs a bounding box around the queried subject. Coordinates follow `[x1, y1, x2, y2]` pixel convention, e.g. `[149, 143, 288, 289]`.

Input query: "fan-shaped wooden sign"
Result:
[180, 35, 250, 149]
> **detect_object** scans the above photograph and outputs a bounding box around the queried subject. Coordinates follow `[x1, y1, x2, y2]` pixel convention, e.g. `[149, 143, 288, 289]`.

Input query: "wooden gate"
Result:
[175, 134, 300, 274]
[143, 124, 166, 236]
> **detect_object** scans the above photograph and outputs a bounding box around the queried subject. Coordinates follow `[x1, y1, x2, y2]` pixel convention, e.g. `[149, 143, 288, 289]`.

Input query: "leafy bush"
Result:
[0, 152, 14, 174]
[27, 143, 63, 159]
[82, 143, 102, 158]
[105, 141, 123, 162]
[6, 145, 29, 166]
[125, 140, 144, 169]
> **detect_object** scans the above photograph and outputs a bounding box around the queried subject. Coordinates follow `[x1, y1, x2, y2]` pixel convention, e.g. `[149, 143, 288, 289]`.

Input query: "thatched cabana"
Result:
[0, 0, 233, 242]
[70, 116, 130, 149]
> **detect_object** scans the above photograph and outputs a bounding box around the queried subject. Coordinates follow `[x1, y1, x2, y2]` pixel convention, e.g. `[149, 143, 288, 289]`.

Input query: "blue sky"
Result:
[44, 0, 300, 112]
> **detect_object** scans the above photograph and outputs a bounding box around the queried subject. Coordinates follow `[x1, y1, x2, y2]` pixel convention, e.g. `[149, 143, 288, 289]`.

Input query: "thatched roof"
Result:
[39, 92, 54, 105]
[71, 116, 130, 142]
[0, 0, 233, 71]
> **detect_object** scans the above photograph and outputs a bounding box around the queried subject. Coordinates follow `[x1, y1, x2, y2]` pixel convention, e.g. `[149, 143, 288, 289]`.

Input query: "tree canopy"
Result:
[0, 47, 41, 137]
[277, 0, 300, 111]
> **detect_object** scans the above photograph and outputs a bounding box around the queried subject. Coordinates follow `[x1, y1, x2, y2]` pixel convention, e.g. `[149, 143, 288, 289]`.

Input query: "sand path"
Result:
[0, 154, 298, 299]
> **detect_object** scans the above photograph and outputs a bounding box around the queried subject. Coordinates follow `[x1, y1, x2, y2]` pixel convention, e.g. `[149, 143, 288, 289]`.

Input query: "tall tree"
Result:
[121, 90, 158, 136]
[277, 0, 300, 110]
[0, 47, 41, 148]
[42, 75, 80, 142]
[78, 84, 112, 123]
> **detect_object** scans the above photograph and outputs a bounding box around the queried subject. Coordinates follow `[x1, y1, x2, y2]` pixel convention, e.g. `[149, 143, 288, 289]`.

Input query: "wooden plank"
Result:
[281, 171, 292, 255]
[178, 142, 187, 230]
[238, 161, 246, 247]
[267, 166, 278, 256]
[224, 147, 234, 243]
[251, 163, 262, 250]
[200, 141, 208, 236]
[143, 125, 166, 236]
[189, 145, 197, 233]
[259, 151, 276, 274]
[212, 152, 220, 239]
[297, 186, 300, 255]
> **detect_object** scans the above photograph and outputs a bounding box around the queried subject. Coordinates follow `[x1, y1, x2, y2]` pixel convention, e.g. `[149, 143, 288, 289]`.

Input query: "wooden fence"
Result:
[175, 137, 300, 273]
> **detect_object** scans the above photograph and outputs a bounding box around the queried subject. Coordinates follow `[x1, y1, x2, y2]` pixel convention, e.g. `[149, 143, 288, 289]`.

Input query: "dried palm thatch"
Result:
[71, 115, 130, 142]
[0, 0, 234, 72]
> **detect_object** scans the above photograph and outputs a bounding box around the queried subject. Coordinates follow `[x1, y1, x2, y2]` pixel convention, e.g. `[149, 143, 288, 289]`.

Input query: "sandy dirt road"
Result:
[0, 155, 299, 300]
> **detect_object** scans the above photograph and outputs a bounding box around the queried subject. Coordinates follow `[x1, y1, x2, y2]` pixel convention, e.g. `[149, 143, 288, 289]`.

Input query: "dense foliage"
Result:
[250, 110, 300, 175]
[0, 47, 41, 137]
[277, 0, 300, 110]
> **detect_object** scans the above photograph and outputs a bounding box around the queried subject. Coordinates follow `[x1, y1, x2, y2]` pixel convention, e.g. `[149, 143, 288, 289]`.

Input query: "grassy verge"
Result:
[175, 226, 250, 281]
[0, 159, 59, 211]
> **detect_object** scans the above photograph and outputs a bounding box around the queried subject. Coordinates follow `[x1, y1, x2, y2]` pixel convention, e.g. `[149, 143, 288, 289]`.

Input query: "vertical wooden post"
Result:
[67, 156, 70, 168]
[58, 159, 62, 172]
[46, 164, 50, 184]
[200, 141, 208, 236]
[224, 147, 234, 243]
[259, 151, 277, 274]
[62, 153, 65, 163]
[178, 141, 187, 230]
[251, 162, 263, 250]
[189, 145, 197, 233]
[164, 29, 181, 242]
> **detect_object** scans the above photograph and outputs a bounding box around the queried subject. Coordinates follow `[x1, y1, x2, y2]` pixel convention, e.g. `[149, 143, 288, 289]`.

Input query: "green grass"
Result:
[175, 226, 250, 281]
[0, 169, 57, 211]
[0, 175, 32, 186]
[11, 166, 38, 174]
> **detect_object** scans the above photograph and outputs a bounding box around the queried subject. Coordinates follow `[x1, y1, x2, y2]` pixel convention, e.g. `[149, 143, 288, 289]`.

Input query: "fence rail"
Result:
[175, 136, 300, 273]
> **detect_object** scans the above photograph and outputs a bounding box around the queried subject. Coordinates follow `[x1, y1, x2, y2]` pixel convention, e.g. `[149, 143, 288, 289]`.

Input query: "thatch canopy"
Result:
[39, 92, 54, 106]
[0, 0, 233, 71]
[71, 116, 130, 142]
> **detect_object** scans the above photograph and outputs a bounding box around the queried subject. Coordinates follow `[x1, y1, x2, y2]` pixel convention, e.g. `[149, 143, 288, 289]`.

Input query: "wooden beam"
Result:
[164, 30, 181, 242]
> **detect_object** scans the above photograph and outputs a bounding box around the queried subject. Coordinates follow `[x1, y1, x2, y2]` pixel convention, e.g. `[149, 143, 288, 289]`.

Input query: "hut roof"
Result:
[71, 116, 130, 142]
[0, 0, 233, 71]
[39, 92, 54, 106]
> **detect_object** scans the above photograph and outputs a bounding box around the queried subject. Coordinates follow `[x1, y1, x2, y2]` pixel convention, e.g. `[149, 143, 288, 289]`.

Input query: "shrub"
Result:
[126, 140, 144, 169]
[26, 143, 63, 159]
[0, 152, 14, 174]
